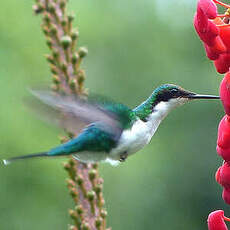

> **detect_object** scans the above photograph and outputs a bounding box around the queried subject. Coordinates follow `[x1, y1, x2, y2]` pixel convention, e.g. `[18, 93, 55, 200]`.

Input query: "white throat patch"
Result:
[146, 97, 188, 136]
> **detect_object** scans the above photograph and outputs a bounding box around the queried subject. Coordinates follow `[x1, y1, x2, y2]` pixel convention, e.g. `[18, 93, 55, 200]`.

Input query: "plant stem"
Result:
[33, 1, 109, 229]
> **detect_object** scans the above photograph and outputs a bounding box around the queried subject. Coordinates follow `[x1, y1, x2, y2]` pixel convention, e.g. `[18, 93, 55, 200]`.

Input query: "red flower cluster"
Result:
[194, 0, 230, 73]
[208, 210, 230, 230]
[194, 1, 230, 229]
[216, 73, 230, 205]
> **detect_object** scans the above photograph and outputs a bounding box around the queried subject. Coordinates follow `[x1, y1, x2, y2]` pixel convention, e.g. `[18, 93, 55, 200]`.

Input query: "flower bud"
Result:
[61, 36, 72, 49]
[87, 190, 96, 202]
[68, 13, 75, 22]
[88, 169, 97, 181]
[71, 30, 79, 41]
[78, 47, 88, 58]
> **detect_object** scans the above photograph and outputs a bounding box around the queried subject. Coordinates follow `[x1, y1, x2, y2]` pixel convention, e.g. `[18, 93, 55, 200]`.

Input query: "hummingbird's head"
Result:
[134, 84, 219, 122]
[153, 84, 220, 107]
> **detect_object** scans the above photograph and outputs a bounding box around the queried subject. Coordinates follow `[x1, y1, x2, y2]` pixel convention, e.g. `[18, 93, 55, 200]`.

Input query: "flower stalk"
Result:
[32, 0, 109, 229]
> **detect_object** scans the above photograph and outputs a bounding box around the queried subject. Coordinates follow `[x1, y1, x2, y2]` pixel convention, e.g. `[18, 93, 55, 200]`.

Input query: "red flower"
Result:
[217, 115, 230, 161]
[216, 166, 222, 184]
[216, 162, 230, 189]
[223, 188, 230, 205]
[215, 162, 230, 205]
[220, 72, 230, 115]
[208, 210, 230, 230]
[194, 0, 230, 73]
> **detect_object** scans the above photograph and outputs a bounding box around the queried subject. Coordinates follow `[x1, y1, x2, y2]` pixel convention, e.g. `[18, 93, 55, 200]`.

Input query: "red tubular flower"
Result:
[217, 115, 230, 161]
[220, 72, 230, 114]
[208, 210, 230, 230]
[194, 11, 219, 46]
[216, 166, 222, 184]
[223, 188, 230, 205]
[194, 0, 230, 73]
[198, 0, 217, 19]
[215, 162, 230, 205]
[216, 162, 230, 189]
[215, 54, 230, 74]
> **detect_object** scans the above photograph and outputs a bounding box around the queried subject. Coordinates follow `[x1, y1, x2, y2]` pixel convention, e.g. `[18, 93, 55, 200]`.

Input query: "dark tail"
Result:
[3, 152, 48, 165]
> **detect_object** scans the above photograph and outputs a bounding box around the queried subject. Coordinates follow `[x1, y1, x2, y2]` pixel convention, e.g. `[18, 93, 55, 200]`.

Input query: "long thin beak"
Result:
[187, 94, 220, 99]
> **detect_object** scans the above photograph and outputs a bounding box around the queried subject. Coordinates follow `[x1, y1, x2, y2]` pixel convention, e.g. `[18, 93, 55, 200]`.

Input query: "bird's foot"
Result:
[119, 152, 128, 162]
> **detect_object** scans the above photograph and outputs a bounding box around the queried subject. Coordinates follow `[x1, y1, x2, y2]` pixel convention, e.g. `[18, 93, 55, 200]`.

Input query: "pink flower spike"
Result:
[208, 210, 229, 230]
[198, 0, 217, 19]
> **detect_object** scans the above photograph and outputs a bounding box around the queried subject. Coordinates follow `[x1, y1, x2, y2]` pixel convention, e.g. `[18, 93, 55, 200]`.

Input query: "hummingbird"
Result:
[3, 84, 220, 166]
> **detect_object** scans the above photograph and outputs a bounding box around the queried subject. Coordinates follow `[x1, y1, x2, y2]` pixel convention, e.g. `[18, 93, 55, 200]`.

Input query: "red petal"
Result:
[204, 43, 220, 60]
[220, 72, 230, 115]
[209, 20, 220, 37]
[198, 0, 217, 19]
[194, 12, 219, 46]
[194, 9, 209, 33]
[219, 25, 230, 51]
[208, 210, 228, 230]
[211, 36, 227, 54]
[204, 36, 226, 60]
[214, 54, 230, 74]
[217, 115, 230, 161]
[217, 146, 230, 161]
[216, 166, 222, 185]
[218, 162, 230, 189]
[223, 188, 230, 205]
[217, 115, 230, 148]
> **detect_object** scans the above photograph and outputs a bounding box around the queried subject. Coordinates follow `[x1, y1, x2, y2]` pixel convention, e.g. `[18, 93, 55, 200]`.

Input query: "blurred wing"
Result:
[29, 90, 134, 139]
[25, 97, 86, 134]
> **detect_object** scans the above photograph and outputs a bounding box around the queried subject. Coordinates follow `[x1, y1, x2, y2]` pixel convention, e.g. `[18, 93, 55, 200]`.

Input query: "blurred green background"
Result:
[0, 0, 226, 229]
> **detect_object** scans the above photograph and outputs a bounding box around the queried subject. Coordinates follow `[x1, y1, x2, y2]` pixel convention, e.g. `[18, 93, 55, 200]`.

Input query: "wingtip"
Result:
[3, 159, 10, 166]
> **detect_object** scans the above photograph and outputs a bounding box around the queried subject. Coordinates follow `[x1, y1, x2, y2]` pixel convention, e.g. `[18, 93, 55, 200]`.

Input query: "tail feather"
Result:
[3, 152, 48, 165]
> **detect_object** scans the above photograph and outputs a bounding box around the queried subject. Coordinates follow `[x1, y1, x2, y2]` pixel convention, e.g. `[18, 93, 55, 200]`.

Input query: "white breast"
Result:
[108, 119, 153, 161]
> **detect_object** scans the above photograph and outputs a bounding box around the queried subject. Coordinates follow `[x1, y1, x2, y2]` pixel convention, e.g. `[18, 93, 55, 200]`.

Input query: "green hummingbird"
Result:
[3, 84, 220, 166]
